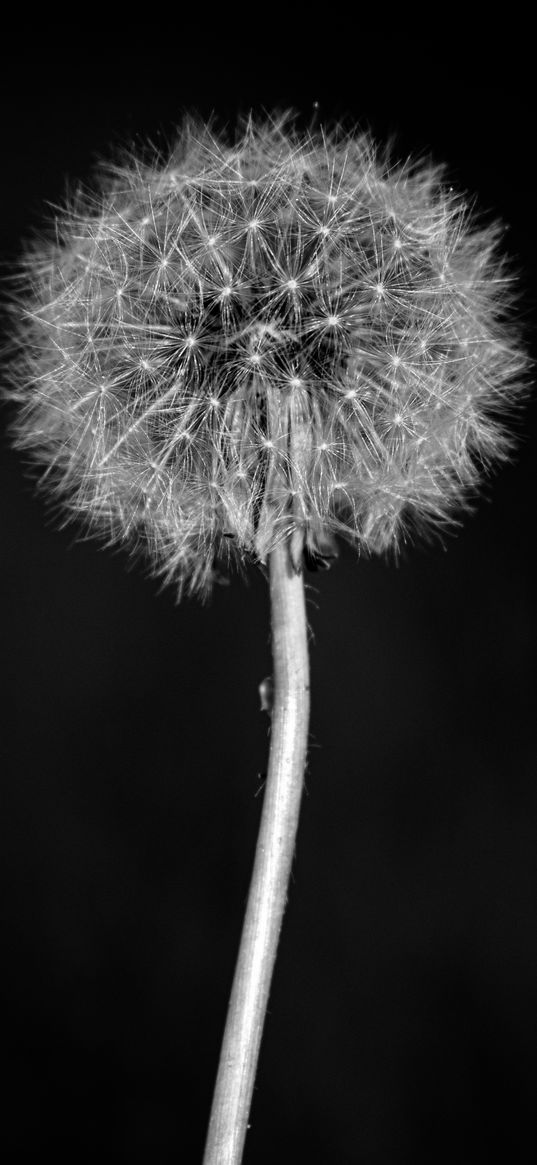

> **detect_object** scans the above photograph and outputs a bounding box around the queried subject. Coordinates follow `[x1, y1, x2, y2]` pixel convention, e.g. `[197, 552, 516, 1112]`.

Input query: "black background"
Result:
[1, 29, 536, 1163]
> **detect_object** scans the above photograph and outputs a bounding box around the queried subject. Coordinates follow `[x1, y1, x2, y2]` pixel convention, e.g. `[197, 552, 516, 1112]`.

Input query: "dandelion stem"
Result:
[203, 536, 310, 1165]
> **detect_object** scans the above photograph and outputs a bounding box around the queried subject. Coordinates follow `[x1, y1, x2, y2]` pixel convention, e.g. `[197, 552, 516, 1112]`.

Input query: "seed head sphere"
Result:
[6, 114, 529, 597]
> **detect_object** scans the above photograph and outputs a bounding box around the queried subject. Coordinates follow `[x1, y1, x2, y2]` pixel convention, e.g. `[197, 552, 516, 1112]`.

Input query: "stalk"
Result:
[203, 536, 310, 1165]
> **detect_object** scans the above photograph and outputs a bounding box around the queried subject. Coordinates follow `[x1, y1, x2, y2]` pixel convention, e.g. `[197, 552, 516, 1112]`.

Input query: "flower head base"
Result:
[5, 113, 529, 597]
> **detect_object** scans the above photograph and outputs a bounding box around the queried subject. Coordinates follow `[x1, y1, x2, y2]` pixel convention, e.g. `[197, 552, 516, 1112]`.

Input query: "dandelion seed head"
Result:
[2, 112, 531, 599]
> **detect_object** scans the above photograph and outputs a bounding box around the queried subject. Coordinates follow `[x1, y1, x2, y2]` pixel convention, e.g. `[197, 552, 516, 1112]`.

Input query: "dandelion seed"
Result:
[2, 112, 530, 601]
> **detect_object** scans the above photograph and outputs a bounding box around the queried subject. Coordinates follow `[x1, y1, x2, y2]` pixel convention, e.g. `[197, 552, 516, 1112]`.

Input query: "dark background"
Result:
[1, 30, 536, 1163]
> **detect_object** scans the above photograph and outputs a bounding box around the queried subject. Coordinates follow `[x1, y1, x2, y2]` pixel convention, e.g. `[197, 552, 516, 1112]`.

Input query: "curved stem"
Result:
[203, 537, 310, 1165]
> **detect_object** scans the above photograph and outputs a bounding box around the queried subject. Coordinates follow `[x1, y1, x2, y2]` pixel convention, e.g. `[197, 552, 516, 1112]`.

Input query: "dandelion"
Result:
[2, 111, 531, 1164]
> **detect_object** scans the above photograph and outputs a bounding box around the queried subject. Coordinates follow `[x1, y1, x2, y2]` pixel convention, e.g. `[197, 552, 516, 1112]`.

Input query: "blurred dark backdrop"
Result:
[1, 30, 536, 1164]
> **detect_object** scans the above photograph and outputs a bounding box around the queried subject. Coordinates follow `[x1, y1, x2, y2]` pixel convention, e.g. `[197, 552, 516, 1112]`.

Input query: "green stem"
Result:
[203, 536, 310, 1165]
